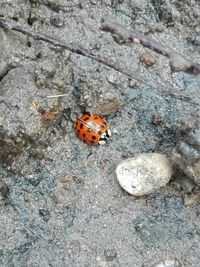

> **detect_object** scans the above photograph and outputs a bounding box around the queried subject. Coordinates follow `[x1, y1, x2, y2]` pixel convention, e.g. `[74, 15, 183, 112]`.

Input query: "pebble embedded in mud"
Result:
[50, 13, 65, 28]
[116, 153, 172, 196]
[39, 208, 50, 221]
[128, 79, 139, 88]
[151, 113, 164, 125]
[107, 73, 120, 84]
[151, 258, 183, 267]
[139, 52, 156, 67]
[89, 98, 120, 116]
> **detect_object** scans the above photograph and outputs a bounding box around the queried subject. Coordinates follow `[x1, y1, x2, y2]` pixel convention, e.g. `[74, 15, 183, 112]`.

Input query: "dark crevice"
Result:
[27, 39, 32, 47]
[12, 17, 19, 22]
[27, 3, 34, 26]
[0, 66, 16, 83]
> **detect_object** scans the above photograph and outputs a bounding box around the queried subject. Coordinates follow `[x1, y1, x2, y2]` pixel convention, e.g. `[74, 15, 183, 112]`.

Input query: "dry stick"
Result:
[0, 17, 148, 85]
[101, 21, 200, 76]
[0, 18, 199, 106]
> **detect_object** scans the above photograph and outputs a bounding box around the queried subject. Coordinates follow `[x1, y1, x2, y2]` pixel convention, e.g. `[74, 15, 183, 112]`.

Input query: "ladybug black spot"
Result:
[103, 121, 107, 125]
[83, 133, 86, 137]
[83, 117, 89, 121]
[92, 135, 96, 140]
[94, 116, 99, 120]
[80, 123, 83, 129]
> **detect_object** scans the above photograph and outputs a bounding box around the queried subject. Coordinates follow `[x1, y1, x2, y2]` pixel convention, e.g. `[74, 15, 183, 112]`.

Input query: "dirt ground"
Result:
[0, 0, 200, 266]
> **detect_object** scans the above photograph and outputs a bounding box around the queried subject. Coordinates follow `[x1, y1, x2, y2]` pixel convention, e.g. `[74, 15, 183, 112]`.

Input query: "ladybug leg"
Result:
[99, 139, 106, 145]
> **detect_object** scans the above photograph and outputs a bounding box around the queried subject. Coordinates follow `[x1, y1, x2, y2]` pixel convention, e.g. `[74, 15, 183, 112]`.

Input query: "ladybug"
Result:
[75, 113, 111, 145]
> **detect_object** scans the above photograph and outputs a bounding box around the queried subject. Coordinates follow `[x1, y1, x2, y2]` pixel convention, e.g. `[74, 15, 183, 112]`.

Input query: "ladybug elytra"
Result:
[75, 113, 111, 145]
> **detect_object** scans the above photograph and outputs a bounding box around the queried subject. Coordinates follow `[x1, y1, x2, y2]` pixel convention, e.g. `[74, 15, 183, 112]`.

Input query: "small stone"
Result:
[26, 174, 42, 186]
[107, 73, 120, 84]
[90, 98, 120, 116]
[39, 208, 50, 221]
[152, 114, 164, 125]
[139, 52, 156, 67]
[151, 258, 183, 267]
[133, 38, 140, 44]
[116, 153, 172, 196]
[50, 13, 65, 28]
[128, 79, 139, 88]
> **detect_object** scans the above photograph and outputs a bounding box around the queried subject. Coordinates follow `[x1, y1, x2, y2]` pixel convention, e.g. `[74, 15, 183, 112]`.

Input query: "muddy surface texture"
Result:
[0, 0, 200, 266]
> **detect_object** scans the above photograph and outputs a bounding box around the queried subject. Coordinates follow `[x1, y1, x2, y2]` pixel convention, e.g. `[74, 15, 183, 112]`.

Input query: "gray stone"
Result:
[151, 258, 183, 267]
[116, 153, 172, 196]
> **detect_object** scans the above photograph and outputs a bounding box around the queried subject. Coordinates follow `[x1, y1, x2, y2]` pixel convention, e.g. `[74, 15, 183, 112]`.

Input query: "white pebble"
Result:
[116, 153, 172, 196]
[151, 258, 182, 267]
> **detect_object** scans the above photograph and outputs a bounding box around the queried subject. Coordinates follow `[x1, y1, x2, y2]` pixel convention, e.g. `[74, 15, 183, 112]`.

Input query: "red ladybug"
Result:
[75, 113, 111, 145]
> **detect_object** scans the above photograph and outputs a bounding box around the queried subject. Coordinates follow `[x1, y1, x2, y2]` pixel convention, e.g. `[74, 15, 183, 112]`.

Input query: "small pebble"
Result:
[152, 113, 164, 125]
[128, 79, 139, 88]
[90, 98, 120, 116]
[139, 52, 156, 67]
[151, 258, 183, 267]
[39, 208, 50, 221]
[26, 175, 42, 186]
[116, 153, 172, 196]
[107, 73, 120, 84]
[50, 13, 65, 28]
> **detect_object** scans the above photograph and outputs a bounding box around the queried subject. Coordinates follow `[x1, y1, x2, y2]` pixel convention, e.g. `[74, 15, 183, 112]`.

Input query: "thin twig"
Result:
[0, 17, 199, 106]
[0, 18, 151, 86]
[101, 21, 200, 76]
[47, 94, 68, 98]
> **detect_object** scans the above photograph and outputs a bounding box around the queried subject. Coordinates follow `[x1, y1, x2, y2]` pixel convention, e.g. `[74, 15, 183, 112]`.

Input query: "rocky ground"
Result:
[0, 0, 200, 266]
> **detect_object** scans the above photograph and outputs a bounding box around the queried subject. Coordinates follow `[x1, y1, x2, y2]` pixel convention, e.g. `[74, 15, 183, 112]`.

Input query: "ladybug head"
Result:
[98, 129, 111, 145]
